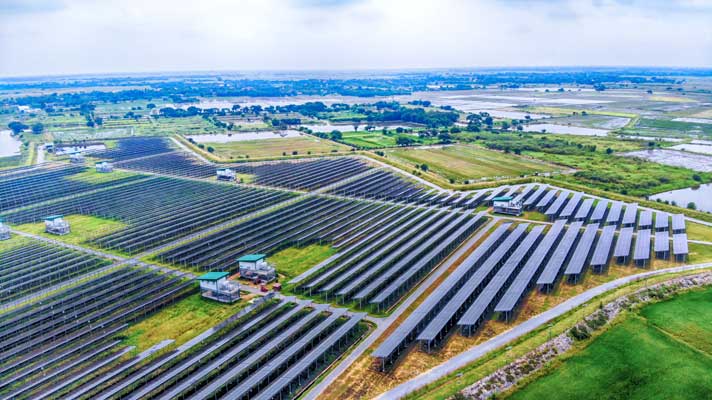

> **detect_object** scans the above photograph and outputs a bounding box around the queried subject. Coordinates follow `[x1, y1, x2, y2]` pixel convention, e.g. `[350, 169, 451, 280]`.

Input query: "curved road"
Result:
[376, 261, 712, 399]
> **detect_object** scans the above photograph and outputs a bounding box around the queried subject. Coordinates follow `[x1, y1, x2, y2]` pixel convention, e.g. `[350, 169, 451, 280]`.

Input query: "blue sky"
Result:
[1, 0, 710, 77]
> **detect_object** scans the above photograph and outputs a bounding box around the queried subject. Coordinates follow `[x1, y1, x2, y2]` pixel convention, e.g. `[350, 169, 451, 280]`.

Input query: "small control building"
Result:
[96, 161, 113, 173]
[45, 215, 70, 235]
[217, 168, 236, 181]
[238, 254, 276, 283]
[197, 272, 241, 303]
[70, 153, 85, 164]
[492, 196, 523, 216]
[0, 217, 10, 241]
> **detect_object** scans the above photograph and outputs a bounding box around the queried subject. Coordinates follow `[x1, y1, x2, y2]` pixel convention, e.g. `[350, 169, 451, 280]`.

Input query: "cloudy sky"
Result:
[1, 0, 711, 77]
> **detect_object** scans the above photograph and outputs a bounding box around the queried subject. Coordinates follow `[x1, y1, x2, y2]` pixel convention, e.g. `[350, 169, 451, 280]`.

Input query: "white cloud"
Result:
[1, 0, 710, 76]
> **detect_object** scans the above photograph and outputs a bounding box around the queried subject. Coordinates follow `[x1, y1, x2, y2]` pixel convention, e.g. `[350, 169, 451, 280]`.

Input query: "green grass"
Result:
[268, 244, 336, 279]
[14, 214, 127, 247]
[687, 242, 712, 263]
[64, 169, 140, 184]
[521, 211, 549, 222]
[339, 131, 438, 149]
[206, 136, 351, 160]
[506, 287, 712, 400]
[640, 288, 712, 354]
[636, 118, 712, 136]
[686, 222, 712, 242]
[121, 292, 248, 354]
[386, 144, 557, 182]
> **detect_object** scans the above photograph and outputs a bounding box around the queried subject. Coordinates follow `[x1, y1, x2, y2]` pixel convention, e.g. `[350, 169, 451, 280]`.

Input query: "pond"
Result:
[650, 184, 712, 212]
[0, 130, 22, 157]
[188, 130, 302, 143]
[522, 123, 609, 136]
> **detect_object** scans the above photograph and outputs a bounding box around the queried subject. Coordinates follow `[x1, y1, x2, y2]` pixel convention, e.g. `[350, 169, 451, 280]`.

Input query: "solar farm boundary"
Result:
[376, 261, 712, 400]
[301, 217, 500, 400]
[170, 137, 214, 164]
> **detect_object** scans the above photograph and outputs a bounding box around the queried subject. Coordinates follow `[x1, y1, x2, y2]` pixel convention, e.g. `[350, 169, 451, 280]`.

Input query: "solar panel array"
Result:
[672, 214, 686, 233]
[638, 210, 653, 229]
[633, 229, 651, 266]
[564, 223, 599, 279]
[590, 225, 617, 270]
[621, 203, 638, 226]
[613, 227, 634, 260]
[590, 199, 609, 223]
[606, 201, 623, 225]
[536, 221, 583, 286]
[673, 233, 689, 260]
[574, 198, 595, 221]
[558, 192, 583, 220]
[654, 230, 670, 257]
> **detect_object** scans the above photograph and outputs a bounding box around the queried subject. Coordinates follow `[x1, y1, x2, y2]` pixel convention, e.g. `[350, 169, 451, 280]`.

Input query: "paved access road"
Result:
[376, 262, 712, 399]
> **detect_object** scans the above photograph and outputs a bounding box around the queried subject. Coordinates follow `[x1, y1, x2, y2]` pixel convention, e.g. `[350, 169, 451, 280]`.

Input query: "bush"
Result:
[206, 146, 214, 153]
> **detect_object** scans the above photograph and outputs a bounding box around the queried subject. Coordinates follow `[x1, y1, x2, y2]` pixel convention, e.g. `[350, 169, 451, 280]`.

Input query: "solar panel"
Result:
[544, 191, 569, 217]
[503, 185, 521, 198]
[558, 192, 583, 220]
[536, 221, 583, 285]
[536, 189, 557, 209]
[590, 225, 616, 267]
[456, 225, 546, 333]
[638, 210, 653, 229]
[524, 185, 548, 207]
[613, 227, 634, 258]
[606, 201, 623, 224]
[417, 224, 529, 344]
[372, 222, 512, 360]
[564, 223, 599, 276]
[589, 199, 609, 223]
[495, 219, 566, 313]
[654, 230, 669, 253]
[574, 198, 594, 221]
[513, 184, 535, 204]
[485, 186, 509, 202]
[672, 214, 686, 232]
[621, 203, 638, 226]
[654, 212, 669, 231]
[673, 233, 688, 255]
[633, 229, 651, 262]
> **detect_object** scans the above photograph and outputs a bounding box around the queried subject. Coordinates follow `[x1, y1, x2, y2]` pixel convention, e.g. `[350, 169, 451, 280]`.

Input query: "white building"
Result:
[217, 168, 236, 181]
[0, 218, 10, 241]
[492, 196, 523, 216]
[197, 271, 241, 303]
[238, 254, 276, 283]
[96, 161, 113, 173]
[45, 215, 70, 235]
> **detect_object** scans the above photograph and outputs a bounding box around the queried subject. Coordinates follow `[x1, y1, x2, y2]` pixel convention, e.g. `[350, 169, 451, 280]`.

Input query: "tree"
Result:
[330, 130, 342, 140]
[687, 202, 697, 210]
[353, 120, 361, 132]
[31, 123, 44, 134]
[146, 103, 156, 109]
[420, 163, 429, 172]
[693, 174, 702, 182]
[207, 146, 215, 153]
[8, 121, 28, 134]
[606, 147, 613, 154]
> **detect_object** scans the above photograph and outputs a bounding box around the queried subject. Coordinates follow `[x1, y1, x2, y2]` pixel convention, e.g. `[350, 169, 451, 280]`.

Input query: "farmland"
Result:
[198, 135, 352, 160]
[506, 287, 712, 400]
[385, 144, 558, 182]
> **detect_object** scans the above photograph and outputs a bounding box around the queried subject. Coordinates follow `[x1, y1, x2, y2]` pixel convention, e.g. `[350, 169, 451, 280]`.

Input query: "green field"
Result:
[122, 292, 249, 354]
[14, 214, 127, 247]
[339, 131, 438, 149]
[206, 136, 352, 159]
[268, 244, 336, 279]
[507, 287, 712, 400]
[386, 144, 557, 182]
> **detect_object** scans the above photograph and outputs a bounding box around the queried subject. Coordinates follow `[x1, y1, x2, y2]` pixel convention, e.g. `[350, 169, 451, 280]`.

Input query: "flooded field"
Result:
[670, 143, 712, 155]
[466, 94, 614, 105]
[673, 117, 712, 124]
[188, 130, 301, 143]
[473, 110, 549, 120]
[622, 149, 712, 172]
[522, 123, 609, 136]
[650, 184, 712, 212]
[0, 130, 21, 157]
[302, 123, 417, 133]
